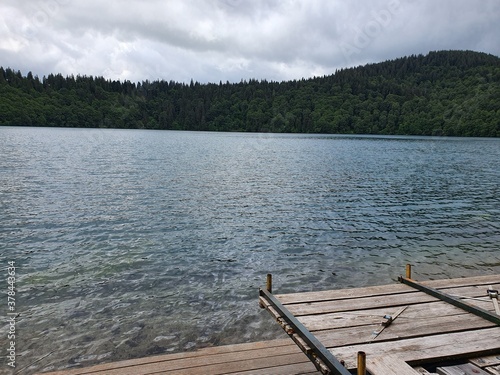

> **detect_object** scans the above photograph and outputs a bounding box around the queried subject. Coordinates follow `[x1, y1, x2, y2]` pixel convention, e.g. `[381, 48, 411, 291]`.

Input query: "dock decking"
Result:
[260, 273, 500, 375]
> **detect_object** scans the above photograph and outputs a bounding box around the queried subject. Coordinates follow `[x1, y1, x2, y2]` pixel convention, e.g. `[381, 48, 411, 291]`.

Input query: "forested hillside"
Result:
[1, 50, 499, 136]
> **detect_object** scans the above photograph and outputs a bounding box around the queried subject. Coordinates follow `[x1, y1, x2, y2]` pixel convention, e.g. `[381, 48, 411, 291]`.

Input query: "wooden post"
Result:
[406, 264, 412, 279]
[357, 351, 366, 375]
[266, 274, 272, 294]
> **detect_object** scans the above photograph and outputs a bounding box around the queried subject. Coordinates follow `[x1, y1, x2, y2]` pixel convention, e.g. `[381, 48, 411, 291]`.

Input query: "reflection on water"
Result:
[1, 128, 499, 373]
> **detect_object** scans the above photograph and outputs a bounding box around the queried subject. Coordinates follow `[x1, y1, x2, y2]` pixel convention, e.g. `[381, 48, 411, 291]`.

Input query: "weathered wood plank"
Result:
[373, 311, 495, 341]
[313, 312, 495, 348]
[470, 354, 500, 367]
[443, 284, 500, 302]
[422, 276, 500, 289]
[436, 363, 491, 375]
[286, 290, 437, 316]
[485, 365, 500, 375]
[330, 327, 500, 370]
[276, 283, 415, 304]
[42, 351, 313, 375]
[37, 340, 298, 375]
[275, 276, 500, 305]
[231, 362, 321, 375]
[162, 353, 316, 375]
[367, 355, 421, 375]
[299, 300, 472, 332]
[413, 366, 438, 374]
[43, 341, 277, 373]
[298, 306, 394, 331]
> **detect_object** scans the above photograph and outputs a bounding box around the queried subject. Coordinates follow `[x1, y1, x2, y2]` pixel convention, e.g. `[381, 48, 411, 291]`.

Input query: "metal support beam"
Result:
[259, 287, 351, 375]
[399, 276, 500, 326]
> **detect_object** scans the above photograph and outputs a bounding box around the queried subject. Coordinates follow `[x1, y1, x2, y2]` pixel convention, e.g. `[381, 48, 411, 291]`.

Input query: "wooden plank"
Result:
[373, 310, 495, 341]
[436, 363, 491, 374]
[286, 291, 436, 316]
[38, 340, 298, 375]
[231, 362, 321, 375]
[40, 341, 278, 373]
[421, 276, 500, 289]
[330, 327, 500, 370]
[43, 351, 313, 375]
[299, 300, 480, 332]
[313, 312, 495, 348]
[298, 305, 399, 331]
[367, 355, 421, 375]
[162, 353, 316, 375]
[276, 283, 414, 304]
[443, 284, 500, 301]
[413, 367, 438, 374]
[485, 365, 500, 375]
[275, 275, 500, 305]
[470, 355, 500, 367]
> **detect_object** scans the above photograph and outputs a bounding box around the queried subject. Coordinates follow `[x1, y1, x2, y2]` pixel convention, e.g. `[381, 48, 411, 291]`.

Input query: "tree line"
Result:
[1, 50, 499, 136]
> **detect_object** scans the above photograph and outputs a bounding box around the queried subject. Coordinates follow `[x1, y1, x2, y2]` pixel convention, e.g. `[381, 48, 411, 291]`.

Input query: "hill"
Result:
[1, 50, 499, 136]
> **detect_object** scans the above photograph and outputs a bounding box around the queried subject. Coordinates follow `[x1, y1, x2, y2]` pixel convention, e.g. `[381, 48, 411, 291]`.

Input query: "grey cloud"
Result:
[0, 0, 498, 83]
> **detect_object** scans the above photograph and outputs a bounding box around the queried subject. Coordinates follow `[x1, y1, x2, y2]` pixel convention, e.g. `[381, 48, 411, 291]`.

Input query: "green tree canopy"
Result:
[1, 50, 499, 136]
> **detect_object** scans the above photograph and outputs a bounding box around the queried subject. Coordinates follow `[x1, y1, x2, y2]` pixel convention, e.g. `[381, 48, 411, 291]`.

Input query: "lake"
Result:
[1, 127, 499, 373]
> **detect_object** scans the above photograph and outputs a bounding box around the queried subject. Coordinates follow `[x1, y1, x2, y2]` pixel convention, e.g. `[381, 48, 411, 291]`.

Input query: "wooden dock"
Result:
[260, 272, 500, 375]
[37, 273, 500, 375]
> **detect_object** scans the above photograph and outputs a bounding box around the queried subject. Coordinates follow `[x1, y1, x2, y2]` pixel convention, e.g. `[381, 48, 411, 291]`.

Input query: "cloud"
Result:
[0, 0, 498, 83]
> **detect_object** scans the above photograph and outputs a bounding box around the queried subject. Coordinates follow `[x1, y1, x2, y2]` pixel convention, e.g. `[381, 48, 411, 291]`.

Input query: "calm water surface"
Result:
[1, 127, 499, 373]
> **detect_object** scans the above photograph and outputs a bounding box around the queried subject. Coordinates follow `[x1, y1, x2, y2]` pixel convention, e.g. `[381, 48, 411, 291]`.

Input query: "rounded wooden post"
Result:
[406, 264, 412, 279]
[266, 273, 272, 294]
[357, 351, 366, 375]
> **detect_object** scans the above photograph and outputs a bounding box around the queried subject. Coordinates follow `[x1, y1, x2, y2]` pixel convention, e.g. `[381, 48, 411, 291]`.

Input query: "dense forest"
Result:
[1, 50, 499, 136]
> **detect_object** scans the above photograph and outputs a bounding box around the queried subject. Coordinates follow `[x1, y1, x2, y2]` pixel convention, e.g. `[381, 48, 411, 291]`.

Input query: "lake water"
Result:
[1, 127, 499, 374]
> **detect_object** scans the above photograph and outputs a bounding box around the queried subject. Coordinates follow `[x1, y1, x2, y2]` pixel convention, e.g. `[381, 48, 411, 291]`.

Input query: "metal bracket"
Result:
[371, 305, 407, 340]
[487, 289, 499, 298]
[382, 314, 393, 327]
[487, 285, 500, 315]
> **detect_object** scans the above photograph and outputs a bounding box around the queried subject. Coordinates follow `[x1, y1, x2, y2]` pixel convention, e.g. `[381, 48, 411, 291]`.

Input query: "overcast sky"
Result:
[1, 0, 499, 84]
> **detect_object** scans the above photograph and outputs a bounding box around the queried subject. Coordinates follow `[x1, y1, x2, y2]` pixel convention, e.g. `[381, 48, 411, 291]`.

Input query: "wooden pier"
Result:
[260, 271, 500, 375]
[38, 272, 500, 375]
